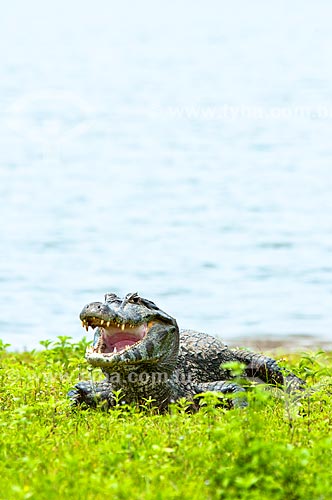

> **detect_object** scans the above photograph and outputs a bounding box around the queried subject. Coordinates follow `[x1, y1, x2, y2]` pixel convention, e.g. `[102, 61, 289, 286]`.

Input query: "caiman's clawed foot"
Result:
[68, 381, 113, 408]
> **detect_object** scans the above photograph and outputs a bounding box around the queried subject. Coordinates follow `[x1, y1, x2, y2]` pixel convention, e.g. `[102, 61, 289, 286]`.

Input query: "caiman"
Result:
[69, 292, 305, 410]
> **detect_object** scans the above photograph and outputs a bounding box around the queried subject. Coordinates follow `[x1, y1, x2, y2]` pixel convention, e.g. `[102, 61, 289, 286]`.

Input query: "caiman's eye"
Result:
[124, 293, 158, 309]
[120, 292, 140, 308]
[125, 292, 139, 303]
[104, 293, 119, 302]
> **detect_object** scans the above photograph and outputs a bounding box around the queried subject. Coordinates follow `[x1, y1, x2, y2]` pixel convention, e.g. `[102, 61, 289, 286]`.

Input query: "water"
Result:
[1, 0, 332, 350]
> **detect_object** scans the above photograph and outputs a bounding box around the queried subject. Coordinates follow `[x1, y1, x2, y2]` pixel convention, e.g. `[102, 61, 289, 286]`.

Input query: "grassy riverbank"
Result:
[0, 337, 331, 500]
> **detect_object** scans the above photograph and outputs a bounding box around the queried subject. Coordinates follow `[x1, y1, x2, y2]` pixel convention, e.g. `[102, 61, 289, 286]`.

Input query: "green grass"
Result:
[0, 337, 331, 500]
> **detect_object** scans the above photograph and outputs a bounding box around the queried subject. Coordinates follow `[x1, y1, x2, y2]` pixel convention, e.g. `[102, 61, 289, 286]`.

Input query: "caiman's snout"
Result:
[80, 302, 118, 331]
[80, 302, 110, 320]
[79, 298, 147, 332]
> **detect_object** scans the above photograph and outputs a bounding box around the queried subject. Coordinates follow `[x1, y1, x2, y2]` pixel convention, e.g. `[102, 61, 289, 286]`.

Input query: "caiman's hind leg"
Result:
[230, 348, 305, 392]
[194, 381, 247, 408]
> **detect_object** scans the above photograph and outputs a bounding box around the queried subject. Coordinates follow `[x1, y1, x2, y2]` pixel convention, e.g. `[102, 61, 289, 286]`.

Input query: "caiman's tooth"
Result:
[85, 325, 89, 332]
[100, 319, 104, 325]
[113, 346, 117, 353]
[106, 321, 110, 327]
[81, 321, 85, 328]
[121, 324, 125, 331]
[95, 335, 104, 353]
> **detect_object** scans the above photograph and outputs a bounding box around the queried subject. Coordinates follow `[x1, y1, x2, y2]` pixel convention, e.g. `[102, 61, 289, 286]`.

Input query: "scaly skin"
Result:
[68, 292, 305, 411]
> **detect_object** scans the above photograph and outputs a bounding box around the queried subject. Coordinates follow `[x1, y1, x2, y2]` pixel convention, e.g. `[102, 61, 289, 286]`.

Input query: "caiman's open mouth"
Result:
[81, 317, 150, 356]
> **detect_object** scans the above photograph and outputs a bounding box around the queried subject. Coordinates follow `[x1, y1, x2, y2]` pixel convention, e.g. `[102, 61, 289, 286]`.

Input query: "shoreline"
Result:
[2, 333, 332, 354]
[228, 334, 332, 354]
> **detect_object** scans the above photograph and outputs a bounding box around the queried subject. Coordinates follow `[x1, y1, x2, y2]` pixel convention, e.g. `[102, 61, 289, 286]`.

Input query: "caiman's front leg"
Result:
[68, 380, 115, 408]
[194, 381, 247, 408]
[231, 348, 305, 392]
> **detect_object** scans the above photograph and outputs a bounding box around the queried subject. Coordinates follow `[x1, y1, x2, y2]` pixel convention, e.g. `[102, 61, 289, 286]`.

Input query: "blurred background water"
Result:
[1, 0, 332, 350]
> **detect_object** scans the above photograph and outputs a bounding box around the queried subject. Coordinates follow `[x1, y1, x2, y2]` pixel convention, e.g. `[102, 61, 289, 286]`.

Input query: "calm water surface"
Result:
[1, 1, 332, 350]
